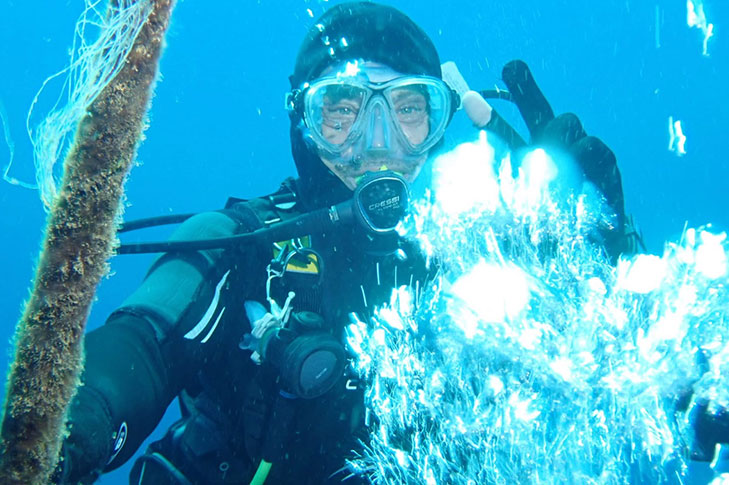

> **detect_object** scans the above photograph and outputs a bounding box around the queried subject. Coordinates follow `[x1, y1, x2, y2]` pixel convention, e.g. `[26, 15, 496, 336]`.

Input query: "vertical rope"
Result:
[0, 1, 175, 483]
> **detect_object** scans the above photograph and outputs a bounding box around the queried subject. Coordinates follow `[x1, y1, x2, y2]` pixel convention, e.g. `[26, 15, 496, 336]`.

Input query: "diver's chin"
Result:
[320, 154, 425, 190]
[340, 166, 419, 191]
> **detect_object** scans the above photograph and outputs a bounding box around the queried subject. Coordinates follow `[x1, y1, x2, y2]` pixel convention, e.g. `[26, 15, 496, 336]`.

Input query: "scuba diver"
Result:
[53, 2, 635, 484]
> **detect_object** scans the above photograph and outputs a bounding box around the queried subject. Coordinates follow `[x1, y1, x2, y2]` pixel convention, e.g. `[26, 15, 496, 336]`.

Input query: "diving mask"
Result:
[287, 64, 458, 183]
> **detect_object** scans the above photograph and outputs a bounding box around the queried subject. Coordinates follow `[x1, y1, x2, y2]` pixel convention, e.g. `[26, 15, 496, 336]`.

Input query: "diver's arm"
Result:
[57, 210, 249, 483]
[58, 313, 174, 483]
[467, 60, 633, 261]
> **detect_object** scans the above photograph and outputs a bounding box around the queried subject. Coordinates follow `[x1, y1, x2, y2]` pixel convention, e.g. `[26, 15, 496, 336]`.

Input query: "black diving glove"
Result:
[689, 400, 729, 463]
[465, 60, 632, 260]
[51, 437, 106, 485]
[50, 386, 115, 484]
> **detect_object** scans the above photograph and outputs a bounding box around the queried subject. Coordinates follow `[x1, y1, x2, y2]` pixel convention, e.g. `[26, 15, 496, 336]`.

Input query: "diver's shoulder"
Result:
[224, 177, 304, 226]
[166, 210, 239, 241]
[170, 178, 302, 241]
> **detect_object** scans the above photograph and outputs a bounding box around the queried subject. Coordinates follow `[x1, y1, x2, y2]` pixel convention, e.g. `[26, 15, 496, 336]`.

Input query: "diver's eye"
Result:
[398, 104, 425, 115]
[323, 98, 361, 119]
[395, 101, 428, 124]
[327, 104, 357, 116]
[322, 101, 360, 133]
[391, 89, 428, 125]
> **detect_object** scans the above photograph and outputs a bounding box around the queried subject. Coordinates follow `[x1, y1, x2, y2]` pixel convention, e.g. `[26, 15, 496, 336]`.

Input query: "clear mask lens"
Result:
[303, 76, 453, 160]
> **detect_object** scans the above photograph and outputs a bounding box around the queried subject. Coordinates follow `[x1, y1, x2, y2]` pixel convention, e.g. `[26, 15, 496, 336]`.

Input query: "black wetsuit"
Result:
[59, 154, 634, 484]
[59, 180, 431, 484]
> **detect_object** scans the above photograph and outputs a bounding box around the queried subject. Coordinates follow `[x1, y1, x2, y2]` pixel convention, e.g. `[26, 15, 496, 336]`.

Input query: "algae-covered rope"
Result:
[0, 1, 175, 483]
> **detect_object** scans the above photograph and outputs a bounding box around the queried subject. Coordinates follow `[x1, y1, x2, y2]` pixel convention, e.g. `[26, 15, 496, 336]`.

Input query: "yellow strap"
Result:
[249, 460, 272, 485]
[272, 238, 319, 274]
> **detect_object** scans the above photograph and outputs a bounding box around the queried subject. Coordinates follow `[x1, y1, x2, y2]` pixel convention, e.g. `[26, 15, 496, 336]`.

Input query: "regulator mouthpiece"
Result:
[331, 171, 409, 234]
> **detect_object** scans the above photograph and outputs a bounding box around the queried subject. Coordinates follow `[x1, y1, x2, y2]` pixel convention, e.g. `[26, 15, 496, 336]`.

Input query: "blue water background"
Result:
[0, 1, 727, 483]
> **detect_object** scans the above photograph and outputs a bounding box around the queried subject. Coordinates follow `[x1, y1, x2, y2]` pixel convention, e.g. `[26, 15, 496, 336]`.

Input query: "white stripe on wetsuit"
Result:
[201, 307, 226, 343]
[184, 270, 230, 341]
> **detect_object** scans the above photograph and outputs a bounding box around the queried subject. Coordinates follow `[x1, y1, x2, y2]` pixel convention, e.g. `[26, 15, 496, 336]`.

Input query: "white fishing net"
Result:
[0, 98, 26, 188]
[26, 0, 153, 210]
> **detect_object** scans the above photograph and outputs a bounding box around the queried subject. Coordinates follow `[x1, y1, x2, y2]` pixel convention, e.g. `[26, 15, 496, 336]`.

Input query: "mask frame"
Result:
[286, 75, 458, 166]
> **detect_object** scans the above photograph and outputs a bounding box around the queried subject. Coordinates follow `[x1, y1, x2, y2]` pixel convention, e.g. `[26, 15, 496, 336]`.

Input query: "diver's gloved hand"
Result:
[50, 388, 111, 485]
[689, 400, 729, 463]
[464, 60, 629, 260]
[51, 441, 106, 485]
[50, 443, 72, 484]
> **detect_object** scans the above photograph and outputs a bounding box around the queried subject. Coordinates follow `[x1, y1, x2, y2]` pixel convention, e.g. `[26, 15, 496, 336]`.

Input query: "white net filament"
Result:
[0, 98, 26, 188]
[346, 133, 729, 484]
[26, 0, 153, 210]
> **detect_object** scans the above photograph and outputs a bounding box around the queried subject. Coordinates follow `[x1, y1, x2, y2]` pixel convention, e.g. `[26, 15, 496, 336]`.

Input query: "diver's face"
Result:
[320, 85, 430, 146]
[316, 62, 430, 190]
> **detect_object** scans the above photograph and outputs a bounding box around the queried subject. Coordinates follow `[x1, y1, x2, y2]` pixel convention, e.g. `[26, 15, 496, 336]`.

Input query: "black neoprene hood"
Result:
[289, 2, 443, 210]
[290, 2, 443, 89]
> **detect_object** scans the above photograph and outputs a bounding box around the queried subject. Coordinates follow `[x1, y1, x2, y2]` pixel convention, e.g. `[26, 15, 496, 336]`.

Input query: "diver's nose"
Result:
[364, 99, 391, 153]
